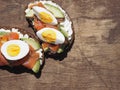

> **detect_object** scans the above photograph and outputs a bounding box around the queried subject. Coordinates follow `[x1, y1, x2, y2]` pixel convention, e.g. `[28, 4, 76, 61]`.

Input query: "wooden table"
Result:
[0, 0, 120, 90]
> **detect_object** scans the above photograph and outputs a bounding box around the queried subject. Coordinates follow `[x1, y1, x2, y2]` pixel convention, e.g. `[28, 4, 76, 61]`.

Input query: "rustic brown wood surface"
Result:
[0, 0, 120, 90]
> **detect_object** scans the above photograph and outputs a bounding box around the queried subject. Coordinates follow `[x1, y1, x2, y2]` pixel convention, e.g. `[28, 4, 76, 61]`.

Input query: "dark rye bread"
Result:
[25, 1, 75, 56]
[0, 26, 44, 70]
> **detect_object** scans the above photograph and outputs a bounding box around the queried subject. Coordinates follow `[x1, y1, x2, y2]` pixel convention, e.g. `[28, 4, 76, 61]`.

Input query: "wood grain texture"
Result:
[0, 0, 120, 90]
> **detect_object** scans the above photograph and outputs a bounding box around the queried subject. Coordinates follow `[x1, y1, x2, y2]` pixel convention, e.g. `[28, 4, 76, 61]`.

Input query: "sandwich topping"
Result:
[0, 28, 43, 73]
[25, 0, 74, 54]
[0, 0, 74, 74]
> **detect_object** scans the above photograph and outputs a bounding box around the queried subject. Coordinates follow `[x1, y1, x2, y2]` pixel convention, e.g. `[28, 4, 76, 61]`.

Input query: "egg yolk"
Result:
[39, 12, 53, 23]
[7, 44, 20, 57]
[42, 30, 56, 43]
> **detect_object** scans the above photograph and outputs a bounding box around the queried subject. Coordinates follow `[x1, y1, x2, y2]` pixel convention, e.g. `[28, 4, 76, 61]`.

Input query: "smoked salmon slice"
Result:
[0, 51, 9, 66]
[22, 46, 39, 69]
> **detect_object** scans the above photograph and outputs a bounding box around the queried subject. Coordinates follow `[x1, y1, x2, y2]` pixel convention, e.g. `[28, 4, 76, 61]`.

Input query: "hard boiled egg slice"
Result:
[1, 40, 29, 61]
[36, 28, 65, 44]
[32, 6, 58, 25]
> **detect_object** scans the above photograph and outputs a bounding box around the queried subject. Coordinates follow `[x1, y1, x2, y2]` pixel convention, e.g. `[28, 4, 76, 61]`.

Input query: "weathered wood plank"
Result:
[0, 0, 120, 90]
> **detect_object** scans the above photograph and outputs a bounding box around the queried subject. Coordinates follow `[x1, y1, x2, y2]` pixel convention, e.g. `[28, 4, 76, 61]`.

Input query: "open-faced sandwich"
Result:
[25, 0, 74, 55]
[0, 27, 44, 73]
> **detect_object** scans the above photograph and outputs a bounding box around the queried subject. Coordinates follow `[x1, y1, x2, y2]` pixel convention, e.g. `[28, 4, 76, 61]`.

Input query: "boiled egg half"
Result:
[36, 28, 65, 44]
[1, 40, 29, 61]
[32, 6, 58, 25]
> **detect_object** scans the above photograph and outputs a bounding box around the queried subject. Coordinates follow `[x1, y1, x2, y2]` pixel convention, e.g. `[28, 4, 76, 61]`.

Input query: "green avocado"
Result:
[59, 25, 69, 38]
[32, 60, 40, 73]
[44, 3, 64, 18]
[57, 48, 63, 53]
[57, 44, 66, 53]
[0, 32, 8, 36]
[21, 38, 40, 50]
[43, 47, 49, 52]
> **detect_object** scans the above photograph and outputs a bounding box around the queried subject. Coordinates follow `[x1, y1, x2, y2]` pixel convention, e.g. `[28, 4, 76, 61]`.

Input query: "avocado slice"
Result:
[57, 44, 66, 53]
[57, 48, 63, 53]
[44, 3, 64, 18]
[21, 38, 40, 50]
[43, 47, 49, 52]
[32, 60, 40, 73]
[59, 25, 69, 38]
[0, 32, 8, 36]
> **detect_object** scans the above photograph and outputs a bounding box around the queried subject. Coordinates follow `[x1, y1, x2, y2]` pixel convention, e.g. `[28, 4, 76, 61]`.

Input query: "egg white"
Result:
[1, 40, 29, 61]
[36, 28, 65, 44]
[32, 6, 58, 25]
